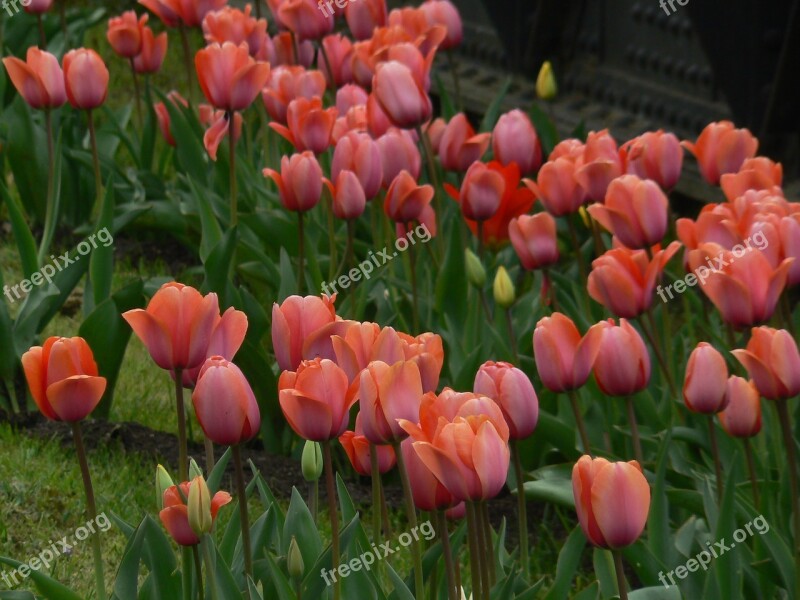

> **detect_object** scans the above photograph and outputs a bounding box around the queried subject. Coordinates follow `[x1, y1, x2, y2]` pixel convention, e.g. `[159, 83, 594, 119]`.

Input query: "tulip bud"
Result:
[536, 61, 557, 100]
[156, 465, 175, 509]
[287, 536, 305, 579]
[188, 476, 213, 537]
[465, 249, 486, 288]
[189, 458, 204, 480]
[493, 266, 515, 309]
[302, 440, 323, 481]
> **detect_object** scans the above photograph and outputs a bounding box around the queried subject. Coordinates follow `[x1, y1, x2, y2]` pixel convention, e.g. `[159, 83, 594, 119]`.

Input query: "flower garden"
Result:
[0, 0, 798, 599]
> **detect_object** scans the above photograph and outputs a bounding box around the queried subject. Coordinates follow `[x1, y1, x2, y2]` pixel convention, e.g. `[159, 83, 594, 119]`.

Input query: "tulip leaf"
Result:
[158, 90, 208, 183]
[89, 174, 117, 310]
[261, 553, 295, 600]
[111, 515, 149, 600]
[385, 560, 415, 600]
[278, 248, 297, 302]
[627, 587, 681, 599]
[208, 447, 232, 493]
[648, 429, 674, 565]
[302, 515, 361, 597]
[0, 592, 36, 599]
[210, 542, 245, 600]
[36, 129, 64, 266]
[528, 103, 559, 157]
[434, 212, 467, 325]
[0, 556, 83, 600]
[140, 514, 182, 597]
[0, 180, 38, 278]
[592, 548, 618, 599]
[283, 487, 322, 569]
[543, 525, 586, 600]
[479, 76, 511, 133]
[523, 478, 574, 508]
[201, 226, 238, 304]
[573, 581, 599, 600]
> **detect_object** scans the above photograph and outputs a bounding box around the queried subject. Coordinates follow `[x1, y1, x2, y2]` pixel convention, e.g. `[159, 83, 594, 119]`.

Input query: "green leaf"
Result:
[283, 487, 323, 570]
[191, 178, 224, 263]
[648, 430, 674, 565]
[529, 103, 559, 157]
[592, 548, 618, 599]
[544, 525, 586, 600]
[37, 129, 63, 266]
[208, 447, 233, 493]
[627, 587, 682, 600]
[0, 556, 83, 600]
[111, 516, 149, 600]
[434, 73, 457, 121]
[0, 180, 38, 277]
[479, 77, 511, 132]
[523, 479, 574, 508]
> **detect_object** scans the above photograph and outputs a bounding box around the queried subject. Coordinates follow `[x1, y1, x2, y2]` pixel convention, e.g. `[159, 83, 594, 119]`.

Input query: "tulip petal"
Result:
[45, 375, 107, 422]
[592, 462, 650, 549]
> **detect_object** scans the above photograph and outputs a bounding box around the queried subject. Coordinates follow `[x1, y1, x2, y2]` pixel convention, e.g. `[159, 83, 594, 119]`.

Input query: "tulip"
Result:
[339, 415, 397, 476]
[719, 156, 783, 202]
[279, 358, 354, 441]
[572, 455, 650, 548]
[399, 331, 444, 394]
[23, 0, 53, 13]
[302, 440, 324, 481]
[622, 130, 684, 190]
[139, 0, 226, 28]
[270, 96, 337, 154]
[492, 109, 542, 175]
[202, 5, 269, 58]
[575, 130, 624, 202]
[682, 121, 759, 185]
[732, 327, 800, 401]
[180, 305, 248, 388]
[456, 161, 505, 222]
[327, 170, 367, 220]
[318, 34, 354, 88]
[523, 158, 587, 216]
[2, 47, 66, 109]
[373, 61, 432, 129]
[331, 323, 403, 383]
[718, 377, 762, 438]
[377, 129, 422, 187]
[122, 282, 220, 372]
[133, 26, 168, 73]
[156, 464, 175, 508]
[278, 0, 335, 41]
[154, 91, 188, 147]
[262, 66, 327, 124]
[533, 313, 607, 393]
[345, 0, 388, 40]
[271, 294, 337, 372]
[138, 0, 181, 27]
[587, 242, 681, 318]
[263, 151, 325, 213]
[465, 248, 486, 287]
[438, 113, 491, 172]
[287, 537, 305, 580]
[192, 357, 261, 445]
[683, 342, 729, 414]
[588, 175, 669, 249]
[332, 132, 383, 200]
[201, 108, 244, 161]
[267, 31, 316, 67]
[400, 437, 458, 510]
[107, 11, 148, 59]
[536, 61, 557, 100]
[509, 212, 559, 271]
[473, 361, 537, 440]
[21, 336, 107, 422]
[384, 170, 434, 225]
[493, 266, 515, 309]
[336, 84, 369, 113]
[195, 42, 270, 112]
[420, 0, 462, 49]
[63, 48, 109, 110]
[160, 479, 231, 546]
[593, 319, 650, 396]
[187, 475, 212, 536]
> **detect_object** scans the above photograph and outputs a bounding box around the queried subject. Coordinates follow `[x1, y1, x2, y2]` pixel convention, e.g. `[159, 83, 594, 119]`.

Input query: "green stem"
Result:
[229, 113, 238, 227]
[370, 445, 382, 544]
[232, 445, 253, 583]
[71, 422, 106, 600]
[707, 417, 723, 503]
[322, 441, 341, 600]
[510, 441, 529, 578]
[204, 436, 215, 474]
[202, 535, 220, 600]
[392, 441, 424, 598]
[297, 211, 305, 293]
[87, 109, 103, 222]
[613, 550, 628, 600]
[480, 502, 495, 586]
[129, 58, 143, 129]
[415, 124, 444, 255]
[38, 108, 55, 265]
[436, 510, 458, 600]
[626, 396, 644, 465]
[181, 547, 193, 600]
[192, 545, 204, 600]
[326, 197, 338, 282]
[775, 400, 800, 595]
[174, 368, 188, 481]
[644, 310, 677, 397]
[743, 437, 760, 510]
[179, 25, 194, 103]
[567, 390, 591, 454]
[505, 307, 520, 364]
[408, 234, 420, 332]
[309, 479, 319, 523]
[465, 502, 483, 600]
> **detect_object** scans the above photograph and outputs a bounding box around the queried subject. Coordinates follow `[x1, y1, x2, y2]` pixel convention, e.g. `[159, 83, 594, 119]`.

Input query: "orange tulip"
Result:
[473, 361, 538, 440]
[622, 130, 683, 191]
[682, 121, 758, 185]
[509, 212, 559, 271]
[533, 313, 607, 392]
[345, 0, 388, 40]
[21, 337, 107, 422]
[181, 306, 248, 387]
[160, 479, 231, 546]
[122, 282, 220, 372]
[523, 158, 587, 217]
[718, 376, 762, 438]
[419, 0, 462, 50]
[318, 34, 354, 88]
[331, 323, 404, 382]
[133, 26, 168, 73]
[278, 0, 335, 41]
[269, 96, 337, 154]
[263, 151, 324, 213]
[683, 342, 729, 414]
[279, 358, 354, 441]
[574, 130, 624, 202]
[63, 48, 109, 110]
[492, 109, 542, 175]
[267, 31, 316, 67]
[200, 107, 244, 161]
[261, 65, 327, 124]
[271, 294, 337, 372]
[339, 414, 396, 476]
[2, 47, 66, 109]
[572, 455, 650, 548]
[720, 157, 783, 201]
[107, 11, 148, 59]
[332, 132, 383, 200]
[593, 319, 650, 396]
[732, 327, 800, 400]
[202, 5, 269, 58]
[399, 331, 444, 394]
[195, 42, 270, 112]
[139, 0, 226, 28]
[384, 170, 434, 224]
[372, 61, 432, 129]
[336, 84, 369, 113]
[438, 113, 491, 172]
[326, 170, 367, 220]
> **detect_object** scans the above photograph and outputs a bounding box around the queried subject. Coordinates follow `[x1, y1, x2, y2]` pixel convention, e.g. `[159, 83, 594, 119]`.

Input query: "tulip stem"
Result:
[129, 58, 143, 130]
[477, 221, 485, 262]
[37, 13, 46, 49]
[626, 396, 644, 465]
[480, 502, 495, 585]
[38, 108, 56, 266]
[232, 445, 253, 584]
[643, 310, 677, 397]
[707, 417, 723, 503]
[297, 211, 306, 293]
[566, 215, 586, 286]
[204, 437, 215, 474]
[202, 535, 220, 600]
[317, 42, 335, 91]
[71, 422, 106, 600]
[370, 445, 382, 543]
[87, 109, 103, 222]
[174, 368, 188, 481]
[743, 437, 760, 509]
[322, 441, 341, 600]
[436, 510, 458, 600]
[179, 25, 194, 103]
[466, 502, 488, 600]
[775, 400, 800, 594]
[415, 124, 444, 255]
[326, 197, 338, 282]
[228, 113, 238, 227]
[192, 545, 204, 600]
[567, 390, 591, 454]
[505, 307, 520, 364]
[392, 441, 425, 598]
[408, 233, 420, 332]
[510, 441, 529, 578]
[613, 550, 628, 600]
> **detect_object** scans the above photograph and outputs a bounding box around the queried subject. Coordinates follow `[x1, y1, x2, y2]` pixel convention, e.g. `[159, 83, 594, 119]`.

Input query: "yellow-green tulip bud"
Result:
[465, 248, 487, 288]
[287, 536, 304, 579]
[493, 266, 516, 309]
[301, 441, 323, 482]
[188, 476, 212, 537]
[536, 61, 557, 100]
[156, 464, 174, 509]
[189, 458, 204, 480]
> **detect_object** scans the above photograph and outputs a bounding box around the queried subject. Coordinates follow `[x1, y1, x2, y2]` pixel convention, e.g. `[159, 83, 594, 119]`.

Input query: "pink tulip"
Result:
[438, 113, 490, 172]
[261, 66, 327, 124]
[345, 0, 388, 40]
[202, 5, 269, 58]
[718, 377, 762, 438]
[331, 323, 404, 383]
[732, 327, 800, 400]
[683, 121, 758, 185]
[317, 34, 354, 88]
[332, 132, 383, 200]
[182, 306, 248, 388]
[399, 331, 444, 394]
[278, 0, 335, 41]
[270, 96, 337, 154]
[107, 11, 148, 59]
[622, 130, 683, 190]
[419, 0, 462, 49]
[492, 109, 542, 174]
[400, 437, 458, 510]
[384, 170, 434, 224]
[2, 47, 66, 109]
[372, 61, 432, 129]
[133, 26, 168, 73]
[593, 319, 650, 396]
[336, 84, 369, 113]
[160, 480, 231, 546]
[508, 213, 559, 271]
[683, 342, 729, 414]
[377, 129, 421, 188]
[473, 361, 538, 440]
[63, 48, 109, 110]
[201, 108, 244, 161]
[339, 414, 396, 476]
[574, 130, 624, 202]
[271, 295, 337, 372]
[327, 170, 367, 220]
[195, 42, 270, 112]
[523, 158, 587, 217]
[24, 0, 53, 13]
[458, 160, 505, 222]
[263, 151, 324, 213]
[720, 157, 783, 201]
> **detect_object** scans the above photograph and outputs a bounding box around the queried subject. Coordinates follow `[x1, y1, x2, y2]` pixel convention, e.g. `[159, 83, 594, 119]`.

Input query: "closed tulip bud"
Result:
[623, 130, 683, 190]
[188, 476, 213, 537]
[24, 0, 53, 13]
[301, 441, 324, 481]
[263, 152, 324, 213]
[509, 213, 559, 271]
[465, 248, 486, 287]
[195, 42, 270, 113]
[326, 170, 367, 220]
[160, 481, 231, 546]
[474, 361, 538, 440]
[536, 61, 557, 100]
[287, 536, 305, 579]
[492, 109, 542, 175]
[107, 11, 148, 59]
[682, 120, 758, 185]
[493, 266, 515, 309]
[384, 170, 434, 224]
[593, 319, 650, 396]
[718, 377, 762, 438]
[63, 48, 110, 110]
[732, 327, 800, 400]
[683, 342, 729, 414]
[156, 465, 175, 509]
[377, 129, 422, 188]
[459, 161, 505, 222]
[189, 458, 203, 480]
[133, 26, 168, 74]
[372, 61, 432, 129]
[572, 455, 650, 549]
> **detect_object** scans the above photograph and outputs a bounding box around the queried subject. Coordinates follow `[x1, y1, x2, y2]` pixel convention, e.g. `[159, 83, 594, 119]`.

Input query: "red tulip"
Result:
[278, 0, 335, 41]
[318, 34, 354, 88]
[384, 170, 434, 224]
[21, 337, 107, 422]
[372, 61, 432, 129]
[593, 319, 650, 396]
[345, 0, 388, 40]
[572, 455, 650, 548]
[574, 130, 624, 202]
[63, 48, 109, 110]
[438, 113, 491, 172]
[377, 129, 421, 188]
[202, 5, 269, 58]
[732, 327, 800, 400]
[123, 283, 220, 372]
[523, 158, 587, 217]
[271, 294, 337, 372]
[107, 11, 148, 59]
[683, 121, 758, 185]
[326, 170, 367, 220]
[587, 242, 681, 318]
[160, 479, 231, 546]
[683, 342, 729, 414]
[270, 96, 337, 154]
[261, 66, 326, 124]
[492, 109, 542, 175]
[533, 313, 607, 392]
[339, 414, 396, 476]
[720, 157, 783, 202]
[622, 130, 683, 190]
[473, 361, 538, 440]
[2, 47, 66, 109]
[195, 42, 270, 112]
[279, 358, 354, 441]
[263, 151, 324, 213]
[419, 0, 462, 49]
[332, 132, 383, 200]
[718, 377, 762, 438]
[588, 175, 669, 249]
[23, 0, 53, 13]
[509, 213, 559, 271]
[133, 26, 168, 73]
